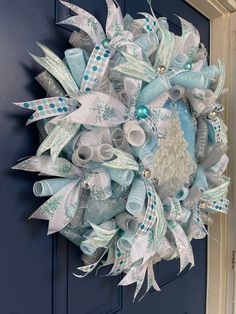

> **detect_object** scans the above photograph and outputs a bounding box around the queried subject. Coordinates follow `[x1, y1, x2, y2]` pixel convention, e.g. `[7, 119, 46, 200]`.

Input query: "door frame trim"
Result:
[185, 1, 236, 313]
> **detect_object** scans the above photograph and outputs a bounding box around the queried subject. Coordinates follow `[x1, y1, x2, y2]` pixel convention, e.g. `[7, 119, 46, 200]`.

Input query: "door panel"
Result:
[0, 1, 66, 314]
[0, 0, 209, 313]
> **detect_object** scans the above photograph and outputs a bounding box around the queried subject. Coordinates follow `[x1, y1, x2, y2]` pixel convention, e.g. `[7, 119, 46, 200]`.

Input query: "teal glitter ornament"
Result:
[184, 62, 192, 70]
[135, 105, 150, 119]
[102, 38, 111, 48]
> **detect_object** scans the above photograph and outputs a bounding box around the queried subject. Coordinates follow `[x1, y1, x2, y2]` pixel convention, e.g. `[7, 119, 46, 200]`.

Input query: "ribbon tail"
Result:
[124, 44, 143, 108]
[199, 59, 225, 111]
[14, 97, 76, 125]
[108, 247, 129, 275]
[177, 16, 200, 56]
[74, 246, 109, 278]
[118, 262, 147, 301]
[167, 220, 194, 273]
[106, 0, 124, 38]
[138, 259, 160, 301]
[153, 189, 167, 239]
[81, 222, 118, 251]
[12, 155, 81, 178]
[187, 210, 208, 241]
[96, 241, 116, 274]
[133, 266, 147, 302]
[139, 12, 159, 34]
[59, 1, 105, 44]
[29, 180, 81, 234]
[154, 24, 175, 70]
[113, 51, 156, 83]
[30, 43, 79, 97]
[36, 120, 80, 161]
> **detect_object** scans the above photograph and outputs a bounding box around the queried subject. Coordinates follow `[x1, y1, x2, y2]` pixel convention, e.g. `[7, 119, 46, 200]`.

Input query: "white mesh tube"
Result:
[92, 144, 114, 162]
[72, 145, 93, 166]
[123, 121, 145, 147]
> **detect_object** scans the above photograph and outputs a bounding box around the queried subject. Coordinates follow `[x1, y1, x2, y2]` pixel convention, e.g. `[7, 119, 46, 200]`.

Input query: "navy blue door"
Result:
[0, 1, 209, 313]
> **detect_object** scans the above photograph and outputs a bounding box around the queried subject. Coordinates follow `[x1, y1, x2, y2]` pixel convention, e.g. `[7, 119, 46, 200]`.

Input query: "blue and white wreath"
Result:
[13, 0, 230, 300]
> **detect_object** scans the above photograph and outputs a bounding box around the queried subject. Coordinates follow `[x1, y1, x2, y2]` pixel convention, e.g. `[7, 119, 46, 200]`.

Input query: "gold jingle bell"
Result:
[199, 201, 207, 210]
[158, 65, 166, 74]
[143, 168, 151, 178]
[208, 111, 217, 120]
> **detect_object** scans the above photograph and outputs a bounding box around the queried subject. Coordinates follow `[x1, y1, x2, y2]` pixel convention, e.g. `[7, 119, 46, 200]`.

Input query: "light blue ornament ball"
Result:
[102, 38, 111, 48]
[184, 62, 192, 70]
[135, 105, 150, 119]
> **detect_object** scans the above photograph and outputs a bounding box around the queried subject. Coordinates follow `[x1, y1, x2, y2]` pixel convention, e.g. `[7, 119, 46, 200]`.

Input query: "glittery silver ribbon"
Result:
[201, 143, 228, 170]
[111, 128, 132, 153]
[196, 117, 208, 161]
[115, 212, 138, 233]
[69, 30, 94, 53]
[113, 51, 156, 83]
[35, 70, 66, 97]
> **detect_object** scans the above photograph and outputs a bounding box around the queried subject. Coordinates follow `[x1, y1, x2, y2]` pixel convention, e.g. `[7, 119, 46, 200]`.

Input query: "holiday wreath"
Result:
[12, 0, 229, 300]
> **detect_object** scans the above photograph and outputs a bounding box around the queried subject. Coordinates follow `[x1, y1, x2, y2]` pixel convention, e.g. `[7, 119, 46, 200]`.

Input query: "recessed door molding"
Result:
[186, 1, 236, 314]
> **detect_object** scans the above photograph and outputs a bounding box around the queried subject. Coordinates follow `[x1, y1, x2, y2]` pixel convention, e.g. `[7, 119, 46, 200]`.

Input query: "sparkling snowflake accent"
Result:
[91, 185, 112, 200]
[42, 195, 64, 217]
[17, 159, 37, 171]
[93, 103, 117, 122]
[55, 164, 73, 176]
[87, 18, 97, 30]
[113, 20, 122, 36]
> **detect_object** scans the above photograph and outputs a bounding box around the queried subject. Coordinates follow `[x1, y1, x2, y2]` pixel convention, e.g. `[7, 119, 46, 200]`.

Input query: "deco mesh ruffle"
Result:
[13, 0, 230, 301]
